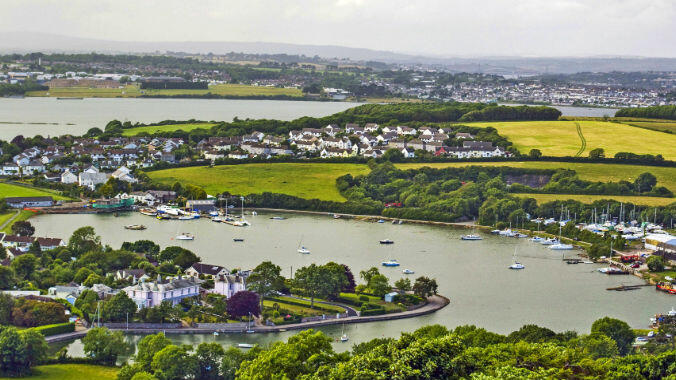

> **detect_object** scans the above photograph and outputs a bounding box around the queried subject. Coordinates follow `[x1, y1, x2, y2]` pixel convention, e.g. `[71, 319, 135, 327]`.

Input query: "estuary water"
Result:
[32, 211, 672, 354]
[0, 97, 616, 141]
[0, 97, 362, 140]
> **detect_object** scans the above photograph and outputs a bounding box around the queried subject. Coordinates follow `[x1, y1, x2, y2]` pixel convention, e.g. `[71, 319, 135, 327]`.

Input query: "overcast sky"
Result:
[2, 0, 674, 57]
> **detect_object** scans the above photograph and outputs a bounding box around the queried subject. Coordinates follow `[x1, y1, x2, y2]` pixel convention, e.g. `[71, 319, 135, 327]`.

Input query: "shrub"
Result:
[31, 322, 75, 336]
[359, 295, 369, 302]
[647, 255, 665, 272]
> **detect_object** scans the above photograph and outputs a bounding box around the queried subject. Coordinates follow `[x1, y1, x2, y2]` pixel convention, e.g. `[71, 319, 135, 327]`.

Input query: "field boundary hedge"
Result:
[31, 322, 75, 336]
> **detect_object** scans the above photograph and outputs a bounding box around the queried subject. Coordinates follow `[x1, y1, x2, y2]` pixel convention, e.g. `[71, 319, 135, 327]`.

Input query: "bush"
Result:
[31, 322, 75, 336]
[647, 255, 665, 272]
[360, 308, 386, 316]
[359, 295, 369, 302]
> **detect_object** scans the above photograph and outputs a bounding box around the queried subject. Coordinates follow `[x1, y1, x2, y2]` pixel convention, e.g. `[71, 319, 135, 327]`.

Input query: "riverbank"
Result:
[45, 295, 449, 343]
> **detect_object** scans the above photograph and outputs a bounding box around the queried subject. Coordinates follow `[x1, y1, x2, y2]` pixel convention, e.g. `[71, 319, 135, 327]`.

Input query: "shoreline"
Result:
[46, 295, 449, 343]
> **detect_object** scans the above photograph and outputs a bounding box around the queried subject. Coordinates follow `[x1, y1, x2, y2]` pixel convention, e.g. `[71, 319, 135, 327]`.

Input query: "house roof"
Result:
[190, 263, 227, 276]
[36, 237, 62, 247]
[3, 235, 34, 243]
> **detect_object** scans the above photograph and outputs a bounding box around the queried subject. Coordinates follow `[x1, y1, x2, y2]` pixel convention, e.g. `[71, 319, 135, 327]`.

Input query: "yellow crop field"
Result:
[512, 193, 675, 207]
[462, 120, 676, 160]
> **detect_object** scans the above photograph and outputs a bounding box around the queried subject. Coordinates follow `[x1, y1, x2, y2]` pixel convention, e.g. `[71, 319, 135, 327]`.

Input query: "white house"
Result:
[79, 171, 109, 190]
[61, 169, 78, 184]
[211, 274, 247, 299]
[401, 147, 415, 158]
[124, 276, 201, 309]
[185, 263, 229, 278]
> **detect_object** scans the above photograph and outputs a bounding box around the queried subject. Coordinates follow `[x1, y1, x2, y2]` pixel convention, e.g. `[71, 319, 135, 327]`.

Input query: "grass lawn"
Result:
[396, 161, 676, 194]
[0, 212, 15, 227]
[512, 193, 675, 206]
[122, 123, 216, 136]
[462, 120, 676, 159]
[263, 298, 343, 316]
[146, 163, 370, 201]
[0, 182, 69, 200]
[27, 84, 302, 98]
[0, 364, 118, 380]
[2, 210, 38, 234]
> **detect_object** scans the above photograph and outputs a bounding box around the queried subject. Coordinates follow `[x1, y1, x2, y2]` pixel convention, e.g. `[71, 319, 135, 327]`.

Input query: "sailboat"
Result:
[340, 324, 349, 342]
[297, 236, 310, 254]
[508, 247, 525, 270]
[549, 224, 573, 250]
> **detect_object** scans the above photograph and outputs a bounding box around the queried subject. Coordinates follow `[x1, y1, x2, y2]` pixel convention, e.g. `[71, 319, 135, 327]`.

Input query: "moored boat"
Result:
[549, 243, 574, 250]
[379, 239, 394, 244]
[297, 246, 311, 254]
[529, 236, 544, 243]
[124, 224, 146, 230]
[382, 259, 400, 267]
[656, 282, 676, 294]
[461, 234, 482, 240]
[541, 238, 559, 245]
[176, 233, 194, 240]
[233, 238, 244, 242]
[402, 269, 415, 274]
[508, 262, 525, 270]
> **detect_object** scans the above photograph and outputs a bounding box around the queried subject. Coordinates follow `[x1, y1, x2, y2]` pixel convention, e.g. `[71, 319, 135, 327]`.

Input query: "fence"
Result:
[102, 322, 182, 329]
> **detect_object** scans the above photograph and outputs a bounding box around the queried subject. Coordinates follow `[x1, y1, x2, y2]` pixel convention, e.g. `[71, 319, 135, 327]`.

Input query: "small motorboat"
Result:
[297, 246, 311, 254]
[549, 243, 573, 250]
[139, 208, 156, 216]
[461, 234, 482, 240]
[541, 238, 559, 245]
[509, 262, 525, 270]
[402, 269, 415, 274]
[377, 219, 385, 223]
[237, 343, 254, 349]
[252, 211, 258, 216]
[514, 233, 529, 238]
[213, 331, 219, 336]
[124, 224, 146, 230]
[499, 229, 516, 237]
[233, 238, 244, 242]
[270, 216, 286, 220]
[333, 214, 341, 219]
[340, 334, 349, 342]
[669, 307, 676, 317]
[529, 236, 544, 243]
[382, 259, 400, 267]
[379, 239, 394, 244]
[209, 211, 219, 217]
[176, 233, 194, 240]
[490, 229, 501, 234]
[398, 220, 403, 225]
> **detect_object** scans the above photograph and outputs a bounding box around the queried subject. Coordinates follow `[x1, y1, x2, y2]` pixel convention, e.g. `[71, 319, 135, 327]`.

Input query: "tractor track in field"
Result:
[574, 122, 586, 157]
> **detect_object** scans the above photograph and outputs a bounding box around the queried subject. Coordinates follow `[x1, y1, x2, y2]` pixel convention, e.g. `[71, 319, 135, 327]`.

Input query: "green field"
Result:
[396, 161, 676, 193]
[146, 163, 370, 201]
[122, 123, 217, 136]
[0, 182, 69, 200]
[512, 193, 675, 206]
[0, 364, 118, 380]
[463, 120, 676, 159]
[147, 161, 676, 205]
[27, 84, 303, 98]
[622, 121, 676, 134]
[2, 210, 38, 234]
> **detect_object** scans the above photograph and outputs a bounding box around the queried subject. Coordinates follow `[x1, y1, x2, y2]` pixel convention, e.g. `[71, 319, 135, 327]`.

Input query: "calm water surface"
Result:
[1, 98, 615, 141]
[32, 211, 671, 354]
[0, 98, 362, 140]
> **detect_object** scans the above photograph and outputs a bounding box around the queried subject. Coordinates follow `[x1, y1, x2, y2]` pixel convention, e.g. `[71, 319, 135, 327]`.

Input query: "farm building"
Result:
[4, 196, 54, 208]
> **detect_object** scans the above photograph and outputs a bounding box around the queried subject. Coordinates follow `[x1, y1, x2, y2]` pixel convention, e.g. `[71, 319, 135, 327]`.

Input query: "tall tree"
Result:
[247, 261, 284, 310]
[82, 327, 127, 365]
[11, 221, 34, 237]
[193, 342, 225, 380]
[591, 317, 635, 356]
[103, 292, 137, 322]
[226, 291, 260, 319]
[68, 226, 101, 257]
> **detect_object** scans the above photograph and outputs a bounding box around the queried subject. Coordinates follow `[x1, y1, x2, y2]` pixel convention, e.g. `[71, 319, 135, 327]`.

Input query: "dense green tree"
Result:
[102, 292, 137, 322]
[294, 264, 345, 307]
[82, 327, 127, 365]
[368, 274, 390, 297]
[68, 226, 102, 257]
[74, 289, 99, 315]
[247, 261, 284, 310]
[73, 267, 95, 283]
[11, 221, 35, 236]
[588, 147, 605, 159]
[10, 254, 37, 280]
[0, 266, 15, 289]
[0, 294, 13, 325]
[134, 333, 172, 372]
[394, 277, 412, 291]
[237, 329, 334, 379]
[635, 172, 658, 192]
[412, 276, 438, 297]
[507, 324, 558, 343]
[151, 345, 197, 380]
[572, 333, 619, 358]
[528, 148, 543, 158]
[193, 342, 225, 380]
[591, 317, 635, 355]
[647, 255, 665, 272]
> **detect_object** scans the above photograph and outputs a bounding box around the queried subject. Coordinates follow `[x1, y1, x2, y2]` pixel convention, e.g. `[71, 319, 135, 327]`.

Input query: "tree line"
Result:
[616, 105, 676, 120]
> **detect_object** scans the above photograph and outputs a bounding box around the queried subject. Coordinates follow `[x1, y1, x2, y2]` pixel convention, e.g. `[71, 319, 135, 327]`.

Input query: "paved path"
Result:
[0, 209, 20, 231]
[95, 295, 449, 336]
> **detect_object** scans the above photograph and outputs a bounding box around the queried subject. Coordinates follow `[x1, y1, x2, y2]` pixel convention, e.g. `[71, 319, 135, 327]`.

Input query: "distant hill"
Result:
[2, 32, 676, 75]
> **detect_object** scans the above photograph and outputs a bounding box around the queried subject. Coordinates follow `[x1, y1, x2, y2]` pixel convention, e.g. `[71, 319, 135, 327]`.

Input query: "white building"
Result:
[61, 170, 78, 184]
[211, 274, 247, 299]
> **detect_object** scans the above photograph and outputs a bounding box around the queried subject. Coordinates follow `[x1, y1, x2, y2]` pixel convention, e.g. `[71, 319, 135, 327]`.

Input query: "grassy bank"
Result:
[0, 364, 118, 380]
[26, 84, 302, 98]
[1, 210, 38, 234]
[145, 163, 370, 201]
[463, 120, 676, 159]
[512, 193, 675, 206]
[122, 123, 217, 136]
[0, 182, 70, 200]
